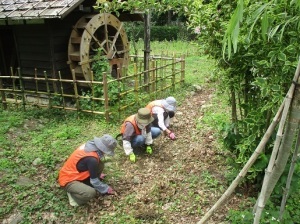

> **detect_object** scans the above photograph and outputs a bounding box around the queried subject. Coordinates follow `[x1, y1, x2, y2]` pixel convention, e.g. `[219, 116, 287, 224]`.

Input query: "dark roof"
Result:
[0, 0, 144, 21]
[0, 0, 84, 20]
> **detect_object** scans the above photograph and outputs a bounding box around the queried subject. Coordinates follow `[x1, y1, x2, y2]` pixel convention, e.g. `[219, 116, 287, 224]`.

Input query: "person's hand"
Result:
[99, 173, 106, 180]
[146, 145, 152, 154]
[129, 153, 136, 162]
[107, 186, 115, 195]
[169, 132, 176, 140]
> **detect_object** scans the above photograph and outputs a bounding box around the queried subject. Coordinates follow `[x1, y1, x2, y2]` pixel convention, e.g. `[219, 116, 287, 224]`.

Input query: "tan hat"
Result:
[135, 108, 154, 125]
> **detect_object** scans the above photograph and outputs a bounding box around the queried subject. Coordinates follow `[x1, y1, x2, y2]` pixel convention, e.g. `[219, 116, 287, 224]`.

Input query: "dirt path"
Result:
[89, 87, 245, 223]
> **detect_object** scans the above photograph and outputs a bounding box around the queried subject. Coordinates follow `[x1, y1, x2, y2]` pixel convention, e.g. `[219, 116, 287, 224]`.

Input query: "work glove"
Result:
[99, 173, 106, 180]
[129, 153, 136, 162]
[107, 186, 115, 195]
[146, 145, 153, 154]
[169, 132, 176, 140]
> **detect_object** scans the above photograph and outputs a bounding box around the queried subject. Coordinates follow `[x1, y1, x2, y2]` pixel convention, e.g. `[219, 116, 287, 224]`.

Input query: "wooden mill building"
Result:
[0, 0, 143, 91]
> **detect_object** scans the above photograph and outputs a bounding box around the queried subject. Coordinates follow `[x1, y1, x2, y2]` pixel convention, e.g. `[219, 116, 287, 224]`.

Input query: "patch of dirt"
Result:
[91, 87, 245, 223]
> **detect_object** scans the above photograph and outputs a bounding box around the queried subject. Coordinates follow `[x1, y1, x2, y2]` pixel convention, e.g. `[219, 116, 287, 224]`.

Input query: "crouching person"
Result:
[121, 108, 161, 163]
[58, 134, 118, 206]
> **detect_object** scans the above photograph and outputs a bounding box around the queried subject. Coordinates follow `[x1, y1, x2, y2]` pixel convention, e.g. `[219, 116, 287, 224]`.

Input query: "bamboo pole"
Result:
[180, 55, 185, 85]
[279, 124, 300, 221]
[58, 71, 66, 111]
[253, 59, 300, 223]
[91, 71, 95, 117]
[44, 71, 52, 108]
[0, 73, 7, 109]
[71, 69, 80, 118]
[197, 99, 285, 224]
[103, 72, 109, 121]
[17, 68, 26, 110]
[11, 67, 18, 107]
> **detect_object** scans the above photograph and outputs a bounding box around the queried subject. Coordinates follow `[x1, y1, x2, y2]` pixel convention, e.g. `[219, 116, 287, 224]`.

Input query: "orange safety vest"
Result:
[120, 115, 141, 135]
[58, 144, 99, 187]
[146, 100, 164, 114]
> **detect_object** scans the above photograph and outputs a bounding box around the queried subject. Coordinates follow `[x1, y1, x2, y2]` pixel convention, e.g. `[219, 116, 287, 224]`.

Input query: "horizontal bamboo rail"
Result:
[0, 55, 185, 121]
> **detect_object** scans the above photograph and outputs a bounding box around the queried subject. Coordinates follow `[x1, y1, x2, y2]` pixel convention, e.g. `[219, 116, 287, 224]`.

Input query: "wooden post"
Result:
[17, 68, 26, 111]
[144, 10, 151, 92]
[134, 63, 139, 105]
[71, 69, 80, 118]
[44, 71, 51, 108]
[172, 55, 175, 92]
[0, 73, 7, 109]
[180, 55, 185, 86]
[103, 72, 109, 121]
[11, 67, 18, 107]
[91, 71, 95, 117]
[58, 71, 66, 110]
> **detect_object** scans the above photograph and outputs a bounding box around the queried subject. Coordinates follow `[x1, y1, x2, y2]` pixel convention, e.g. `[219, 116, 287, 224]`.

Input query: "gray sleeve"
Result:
[90, 177, 109, 194]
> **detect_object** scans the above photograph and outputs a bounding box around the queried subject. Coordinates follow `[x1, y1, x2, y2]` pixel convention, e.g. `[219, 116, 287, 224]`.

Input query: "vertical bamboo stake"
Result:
[58, 71, 66, 111]
[134, 63, 139, 105]
[17, 68, 26, 111]
[180, 55, 185, 86]
[103, 72, 109, 121]
[71, 69, 79, 118]
[151, 60, 155, 94]
[11, 67, 18, 107]
[44, 71, 51, 108]
[279, 125, 300, 221]
[91, 71, 95, 117]
[34, 68, 40, 104]
[197, 100, 285, 224]
[117, 67, 121, 121]
[0, 73, 7, 109]
[172, 55, 175, 92]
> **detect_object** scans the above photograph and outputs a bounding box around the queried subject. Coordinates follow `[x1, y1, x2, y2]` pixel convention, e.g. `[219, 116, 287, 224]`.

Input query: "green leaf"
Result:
[278, 52, 286, 61]
[261, 11, 269, 41]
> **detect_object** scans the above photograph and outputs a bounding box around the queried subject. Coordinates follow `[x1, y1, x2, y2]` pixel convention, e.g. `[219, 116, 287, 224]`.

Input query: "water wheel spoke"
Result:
[107, 23, 123, 59]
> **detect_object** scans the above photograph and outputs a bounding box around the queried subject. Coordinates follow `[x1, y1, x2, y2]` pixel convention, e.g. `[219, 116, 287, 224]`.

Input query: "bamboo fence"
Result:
[0, 55, 185, 121]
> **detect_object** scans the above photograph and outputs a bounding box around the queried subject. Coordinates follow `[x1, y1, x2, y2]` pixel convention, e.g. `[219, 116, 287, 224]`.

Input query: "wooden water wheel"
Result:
[68, 13, 130, 82]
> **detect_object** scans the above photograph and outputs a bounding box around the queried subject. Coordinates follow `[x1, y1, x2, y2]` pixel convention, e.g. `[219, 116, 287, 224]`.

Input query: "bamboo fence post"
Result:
[134, 63, 139, 105]
[11, 67, 18, 107]
[71, 69, 80, 118]
[279, 125, 300, 221]
[181, 55, 185, 85]
[58, 72, 66, 111]
[17, 68, 26, 111]
[151, 60, 155, 94]
[0, 74, 7, 109]
[91, 71, 95, 117]
[103, 72, 109, 121]
[197, 100, 285, 224]
[44, 71, 51, 108]
[172, 55, 175, 92]
[34, 68, 41, 105]
[253, 59, 300, 223]
[155, 60, 158, 96]
[117, 67, 121, 120]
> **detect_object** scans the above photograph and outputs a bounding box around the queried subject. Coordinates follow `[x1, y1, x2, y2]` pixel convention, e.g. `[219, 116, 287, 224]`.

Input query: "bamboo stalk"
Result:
[253, 58, 300, 223]
[58, 71, 66, 111]
[103, 72, 109, 121]
[0, 74, 7, 109]
[279, 124, 300, 221]
[71, 69, 80, 118]
[197, 99, 285, 224]
[17, 68, 26, 110]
